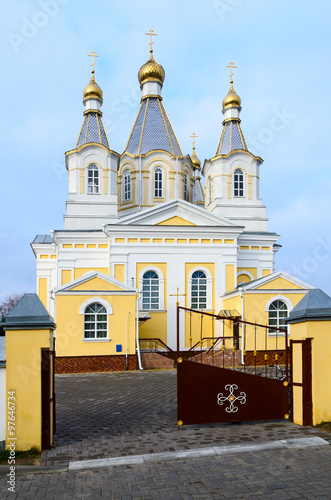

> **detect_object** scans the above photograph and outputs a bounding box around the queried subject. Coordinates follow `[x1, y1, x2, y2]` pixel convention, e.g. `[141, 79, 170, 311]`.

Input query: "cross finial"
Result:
[190, 132, 198, 149]
[87, 50, 99, 74]
[169, 287, 186, 306]
[226, 61, 237, 83]
[145, 29, 157, 54]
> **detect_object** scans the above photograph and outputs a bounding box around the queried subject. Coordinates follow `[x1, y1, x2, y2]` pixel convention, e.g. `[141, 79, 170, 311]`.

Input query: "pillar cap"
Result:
[286, 289, 331, 324]
[2, 293, 55, 330]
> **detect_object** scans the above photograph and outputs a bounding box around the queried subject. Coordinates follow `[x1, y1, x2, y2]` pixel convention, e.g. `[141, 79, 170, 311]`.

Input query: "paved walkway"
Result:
[0, 371, 330, 499]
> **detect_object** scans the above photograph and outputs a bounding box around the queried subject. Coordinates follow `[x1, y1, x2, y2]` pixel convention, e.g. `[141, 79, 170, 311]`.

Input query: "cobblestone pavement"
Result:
[1, 371, 330, 499]
[1, 445, 331, 498]
[41, 371, 330, 468]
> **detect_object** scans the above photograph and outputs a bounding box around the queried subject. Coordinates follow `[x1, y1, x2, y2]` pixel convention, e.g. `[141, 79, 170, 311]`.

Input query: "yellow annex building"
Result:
[31, 39, 315, 372]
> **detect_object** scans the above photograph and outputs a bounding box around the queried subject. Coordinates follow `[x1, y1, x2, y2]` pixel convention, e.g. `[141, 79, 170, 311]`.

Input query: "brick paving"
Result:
[0, 371, 330, 499]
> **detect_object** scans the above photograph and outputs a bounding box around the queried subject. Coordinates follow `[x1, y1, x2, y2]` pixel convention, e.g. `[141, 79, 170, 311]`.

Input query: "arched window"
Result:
[154, 167, 163, 198]
[84, 303, 107, 338]
[234, 168, 244, 197]
[123, 169, 131, 201]
[142, 271, 159, 310]
[207, 178, 212, 205]
[87, 164, 99, 194]
[184, 173, 189, 201]
[191, 270, 207, 309]
[268, 300, 288, 334]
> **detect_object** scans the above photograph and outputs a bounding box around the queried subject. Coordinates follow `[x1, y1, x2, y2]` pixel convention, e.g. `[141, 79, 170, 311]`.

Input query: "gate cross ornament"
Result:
[217, 384, 246, 413]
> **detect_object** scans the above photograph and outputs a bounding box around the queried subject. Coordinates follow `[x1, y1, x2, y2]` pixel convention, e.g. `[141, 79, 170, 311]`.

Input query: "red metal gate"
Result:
[176, 307, 290, 426]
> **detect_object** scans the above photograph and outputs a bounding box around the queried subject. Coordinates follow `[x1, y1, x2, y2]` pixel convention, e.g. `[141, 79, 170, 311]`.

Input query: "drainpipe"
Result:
[126, 312, 130, 371]
[240, 289, 245, 364]
[136, 292, 143, 370]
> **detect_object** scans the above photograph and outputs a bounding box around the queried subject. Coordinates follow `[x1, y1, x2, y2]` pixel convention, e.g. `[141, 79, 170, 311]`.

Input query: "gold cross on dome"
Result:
[226, 61, 237, 82]
[169, 287, 186, 306]
[190, 132, 198, 149]
[145, 29, 157, 52]
[87, 50, 99, 72]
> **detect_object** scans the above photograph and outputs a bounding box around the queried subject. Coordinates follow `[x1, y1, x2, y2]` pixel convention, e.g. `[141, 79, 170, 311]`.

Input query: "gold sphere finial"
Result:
[190, 133, 201, 169]
[83, 51, 103, 101]
[138, 30, 165, 85]
[222, 62, 241, 109]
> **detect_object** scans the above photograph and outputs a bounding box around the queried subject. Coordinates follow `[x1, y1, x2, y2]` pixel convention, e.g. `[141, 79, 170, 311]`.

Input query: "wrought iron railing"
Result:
[138, 337, 173, 353]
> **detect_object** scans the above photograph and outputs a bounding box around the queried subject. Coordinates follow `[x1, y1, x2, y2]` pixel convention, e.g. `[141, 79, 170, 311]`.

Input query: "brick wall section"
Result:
[140, 353, 175, 370]
[55, 355, 138, 374]
[244, 350, 287, 366]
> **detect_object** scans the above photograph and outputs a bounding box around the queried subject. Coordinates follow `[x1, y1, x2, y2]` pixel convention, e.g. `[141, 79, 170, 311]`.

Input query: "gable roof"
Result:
[236, 271, 315, 292]
[287, 289, 331, 323]
[114, 199, 242, 228]
[55, 271, 137, 294]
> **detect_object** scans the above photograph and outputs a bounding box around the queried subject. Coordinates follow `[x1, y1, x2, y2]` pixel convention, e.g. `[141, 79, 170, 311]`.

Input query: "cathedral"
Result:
[31, 34, 314, 372]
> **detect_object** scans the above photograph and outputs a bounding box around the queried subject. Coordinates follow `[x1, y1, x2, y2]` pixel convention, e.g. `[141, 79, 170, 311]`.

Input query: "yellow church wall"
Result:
[242, 292, 307, 352]
[71, 277, 123, 292]
[225, 264, 235, 292]
[222, 295, 242, 315]
[257, 277, 303, 290]
[74, 268, 109, 280]
[237, 267, 257, 280]
[38, 278, 48, 308]
[55, 294, 136, 357]
[114, 265, 125, 283]
[262, 269, 271, 277]
[139, 312, 168, 345]
[6, 329, 53, 451]
[61, 270, 72, 285]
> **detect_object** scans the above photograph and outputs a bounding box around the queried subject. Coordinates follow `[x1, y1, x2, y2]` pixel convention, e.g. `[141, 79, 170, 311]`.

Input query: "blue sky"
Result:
[1, 0, 331, 301]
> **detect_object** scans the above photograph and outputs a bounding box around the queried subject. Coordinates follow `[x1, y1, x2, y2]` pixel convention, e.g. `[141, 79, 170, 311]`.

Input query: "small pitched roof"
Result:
[76, 112, 110, 149]
[287, 289, 331, 323]
[3, 293, 55, 329]
[215, 120, 248, 156]
[124, 97, 182, 156]
[55, 271, 137, 294]
[32, 234, 53, 244]
[236, 271, 314, 292]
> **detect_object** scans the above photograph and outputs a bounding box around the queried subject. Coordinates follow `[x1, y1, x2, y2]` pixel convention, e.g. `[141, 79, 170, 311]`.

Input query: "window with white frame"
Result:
[154, 167, 163, 198]
[234, 168, 244, 197]
[142, 271, 159, 309]
[87, 164, 99, 194]
[84, 302, 107, 338]
[123, 169, 131, 201]
[268, 300, 288, 334]
[191, 270, 207, 309]
[184, 173, 189, 201]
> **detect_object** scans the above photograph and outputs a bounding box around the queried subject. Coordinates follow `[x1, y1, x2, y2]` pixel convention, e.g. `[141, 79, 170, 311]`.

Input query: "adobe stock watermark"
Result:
[7, 0, 71, 54]
[247, 107, 296, 155]
[213, 0, 245, 21]
[287, 235, 331, 282]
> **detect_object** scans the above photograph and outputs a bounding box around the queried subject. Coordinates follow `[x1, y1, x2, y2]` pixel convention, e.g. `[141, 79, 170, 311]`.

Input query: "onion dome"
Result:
[138, 53, 165, 85]
[83, 73, 103, 101]
[191, 148, 201, 169]
[222, 82, 241, 109]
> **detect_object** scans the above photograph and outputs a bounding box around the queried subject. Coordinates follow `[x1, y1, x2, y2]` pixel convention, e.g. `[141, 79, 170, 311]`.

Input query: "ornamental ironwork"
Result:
[217, 384, 246, 413]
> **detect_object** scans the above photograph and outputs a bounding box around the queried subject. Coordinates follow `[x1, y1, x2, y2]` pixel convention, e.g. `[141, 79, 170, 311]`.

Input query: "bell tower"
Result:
[202, 63, 268, 232]
[64, 52, 120, 230]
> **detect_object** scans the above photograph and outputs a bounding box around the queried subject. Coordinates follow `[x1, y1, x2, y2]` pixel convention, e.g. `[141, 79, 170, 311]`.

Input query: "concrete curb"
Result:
[68, 436, 329, 471]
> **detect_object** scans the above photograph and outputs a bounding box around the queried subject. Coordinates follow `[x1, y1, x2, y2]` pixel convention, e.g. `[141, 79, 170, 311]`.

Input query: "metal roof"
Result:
[287, 289, 331, 323]
[32, 234, 53, 244]
[125, 97, 182, 156]
[215, 120, 248, 156]
[76, 111, 110, 149]
[3, 293, 55, 329]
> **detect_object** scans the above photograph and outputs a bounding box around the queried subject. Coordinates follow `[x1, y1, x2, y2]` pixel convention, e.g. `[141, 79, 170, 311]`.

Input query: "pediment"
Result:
[114, 199, 241, 227]
[239, 271, 315, 291]
[55, 271, 136, 293]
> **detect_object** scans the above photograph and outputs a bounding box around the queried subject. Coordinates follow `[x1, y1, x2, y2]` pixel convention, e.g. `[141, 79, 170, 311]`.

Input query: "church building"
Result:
[31, 34, 314, 372]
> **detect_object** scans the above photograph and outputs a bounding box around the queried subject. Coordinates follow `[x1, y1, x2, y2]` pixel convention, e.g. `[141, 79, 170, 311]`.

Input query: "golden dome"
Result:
[83, 74, 103, 101]
[191, 149, 201, 169]
[138, 53, 165, 85]
[222, 83, 241, 109]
